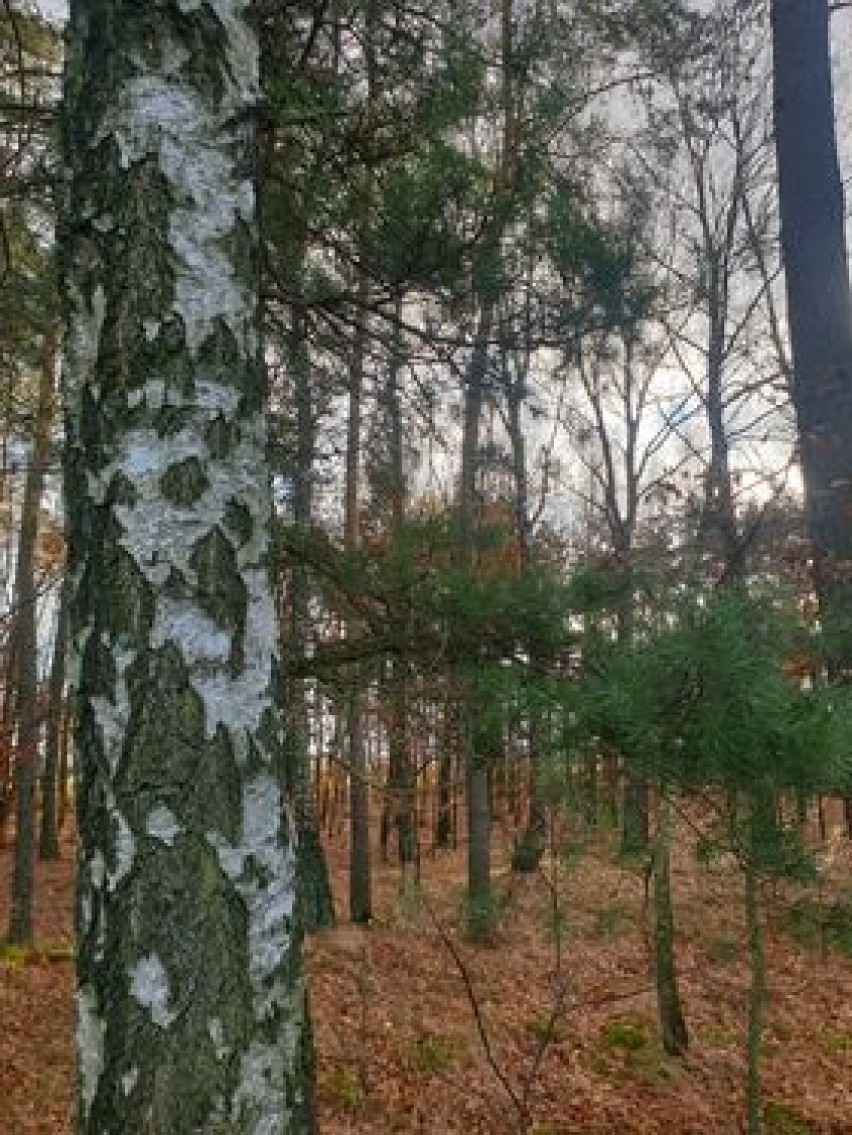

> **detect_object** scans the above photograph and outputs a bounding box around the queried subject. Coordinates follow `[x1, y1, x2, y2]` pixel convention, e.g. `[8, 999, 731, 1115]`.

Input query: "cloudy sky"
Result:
[28, 0, 851, 259]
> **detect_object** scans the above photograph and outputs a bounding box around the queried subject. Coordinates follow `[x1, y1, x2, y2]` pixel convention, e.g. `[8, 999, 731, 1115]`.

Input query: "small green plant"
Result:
[785, 896, 852, 958]
[0, 943, 28, 969]
[413, 1032, 464, 1074]
[540, 904, 571, 944]
[596, 1015, 670, 1085]
[327, 1068, 365, 1113]
[763, 1101, 816, 1135]
[699, 1022, 738, 1049]
[459, 886, 510, 942]
[591, 902, 632, 940]
[524, 1015, 566, 1044]
[394, 877, 425, 923]
[821, 1028, 852, 1055]
[706, 936, 738, 966]
[599, 1015, 649, 1054]
[511, 832, 544, 873]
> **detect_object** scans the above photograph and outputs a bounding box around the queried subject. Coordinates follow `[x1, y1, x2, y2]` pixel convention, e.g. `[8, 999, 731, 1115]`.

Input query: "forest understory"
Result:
[1, 803, 851, 1135]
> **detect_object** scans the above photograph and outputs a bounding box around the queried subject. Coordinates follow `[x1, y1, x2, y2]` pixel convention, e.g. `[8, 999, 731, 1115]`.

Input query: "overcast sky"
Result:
[29, 0, 851, 255]
[36, 0, 64, 19]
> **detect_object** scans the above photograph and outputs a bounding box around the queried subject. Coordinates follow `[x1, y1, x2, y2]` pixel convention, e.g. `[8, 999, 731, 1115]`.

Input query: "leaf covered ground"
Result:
[1, 810, 851, 1134]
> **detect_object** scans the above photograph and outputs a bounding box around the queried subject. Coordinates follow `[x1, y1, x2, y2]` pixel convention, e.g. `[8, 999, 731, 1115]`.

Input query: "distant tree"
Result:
[1, 0, 61, 932]
[7, 324, 56, 944]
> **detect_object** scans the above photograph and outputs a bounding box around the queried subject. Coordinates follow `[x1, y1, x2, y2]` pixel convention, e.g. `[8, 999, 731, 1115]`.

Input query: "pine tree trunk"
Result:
[745, 858, 765, 1135]
[435, 698, 455, 849]
[57, 691, 72, 832]
[0, 629, 17, 847]
[346, 0, 376, 925]
[345, 300, 370, 919]
[652, 792, 688, 1056]
[288, 308, 334, 931]
[61, 3, 314, 1129]
[386, 289, 415, 870]
[506, 378, 546, 874]
[8, 325, 55, 944]
[772, 0, 852, 678]
[512, 714, 546, 873]
[459, 309, 494, 937]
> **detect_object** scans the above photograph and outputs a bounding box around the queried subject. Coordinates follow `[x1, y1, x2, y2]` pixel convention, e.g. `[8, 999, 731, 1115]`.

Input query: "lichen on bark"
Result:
[61, 1, 314, 1131]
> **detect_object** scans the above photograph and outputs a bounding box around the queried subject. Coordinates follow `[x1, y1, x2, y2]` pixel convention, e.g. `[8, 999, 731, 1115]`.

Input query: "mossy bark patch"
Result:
[190, 527, 248, 673]
[160, 455, 210, 506]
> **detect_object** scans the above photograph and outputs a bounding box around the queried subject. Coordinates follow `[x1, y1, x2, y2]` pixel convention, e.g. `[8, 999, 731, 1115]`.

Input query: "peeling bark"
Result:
[61, 2, 314, 1130]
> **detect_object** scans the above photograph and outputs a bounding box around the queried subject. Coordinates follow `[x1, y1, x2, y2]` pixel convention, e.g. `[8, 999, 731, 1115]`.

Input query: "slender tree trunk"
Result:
[652, 792, 688, 1056]
[288, 308, 334, 930]
[617, 579, 648, 856]
[345, 0, 376, 926]
[0, 604, 18, 848]
[39, 572, 69, 860]
[386, 288, 415, 870]
[57, 693, 71, 832]
[772, 0, 852, 678]
[745, 857, 764, 1135]
[703, 275, 744, 585]
[459, 307, 494, 937]
[61, 4, 314, 1128]
[435, 695, 454, 849]
[346, 272, 370, 924]
[8, 325, 55, 944]
[505, 382, 545, 873]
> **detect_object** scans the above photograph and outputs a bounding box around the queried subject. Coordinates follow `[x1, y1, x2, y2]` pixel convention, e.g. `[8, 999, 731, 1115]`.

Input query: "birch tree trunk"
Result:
[61, 2, 314, 1130]
[39, 571, 69, 861]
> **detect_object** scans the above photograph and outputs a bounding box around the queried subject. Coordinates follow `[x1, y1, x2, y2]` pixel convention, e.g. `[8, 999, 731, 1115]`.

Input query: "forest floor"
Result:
[1, 805, 852, 1135]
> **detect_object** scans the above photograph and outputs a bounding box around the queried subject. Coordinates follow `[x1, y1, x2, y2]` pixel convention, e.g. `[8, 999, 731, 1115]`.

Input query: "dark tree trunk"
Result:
[505, 372, 546, 874]
[57, 693, 72, 832]
[346, 333, 370, 922]
[772, 0, 852, 678]
[288, 307, 334, 931]
[8, 326, 55, 943]
[0, 629, 17, 848]
[346, 0, 376, 926]
[386, 289, 415, 870]
[459, 308, 494, 937]
[652, 795, 688, 1056]
[435, 698, 455, 849]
